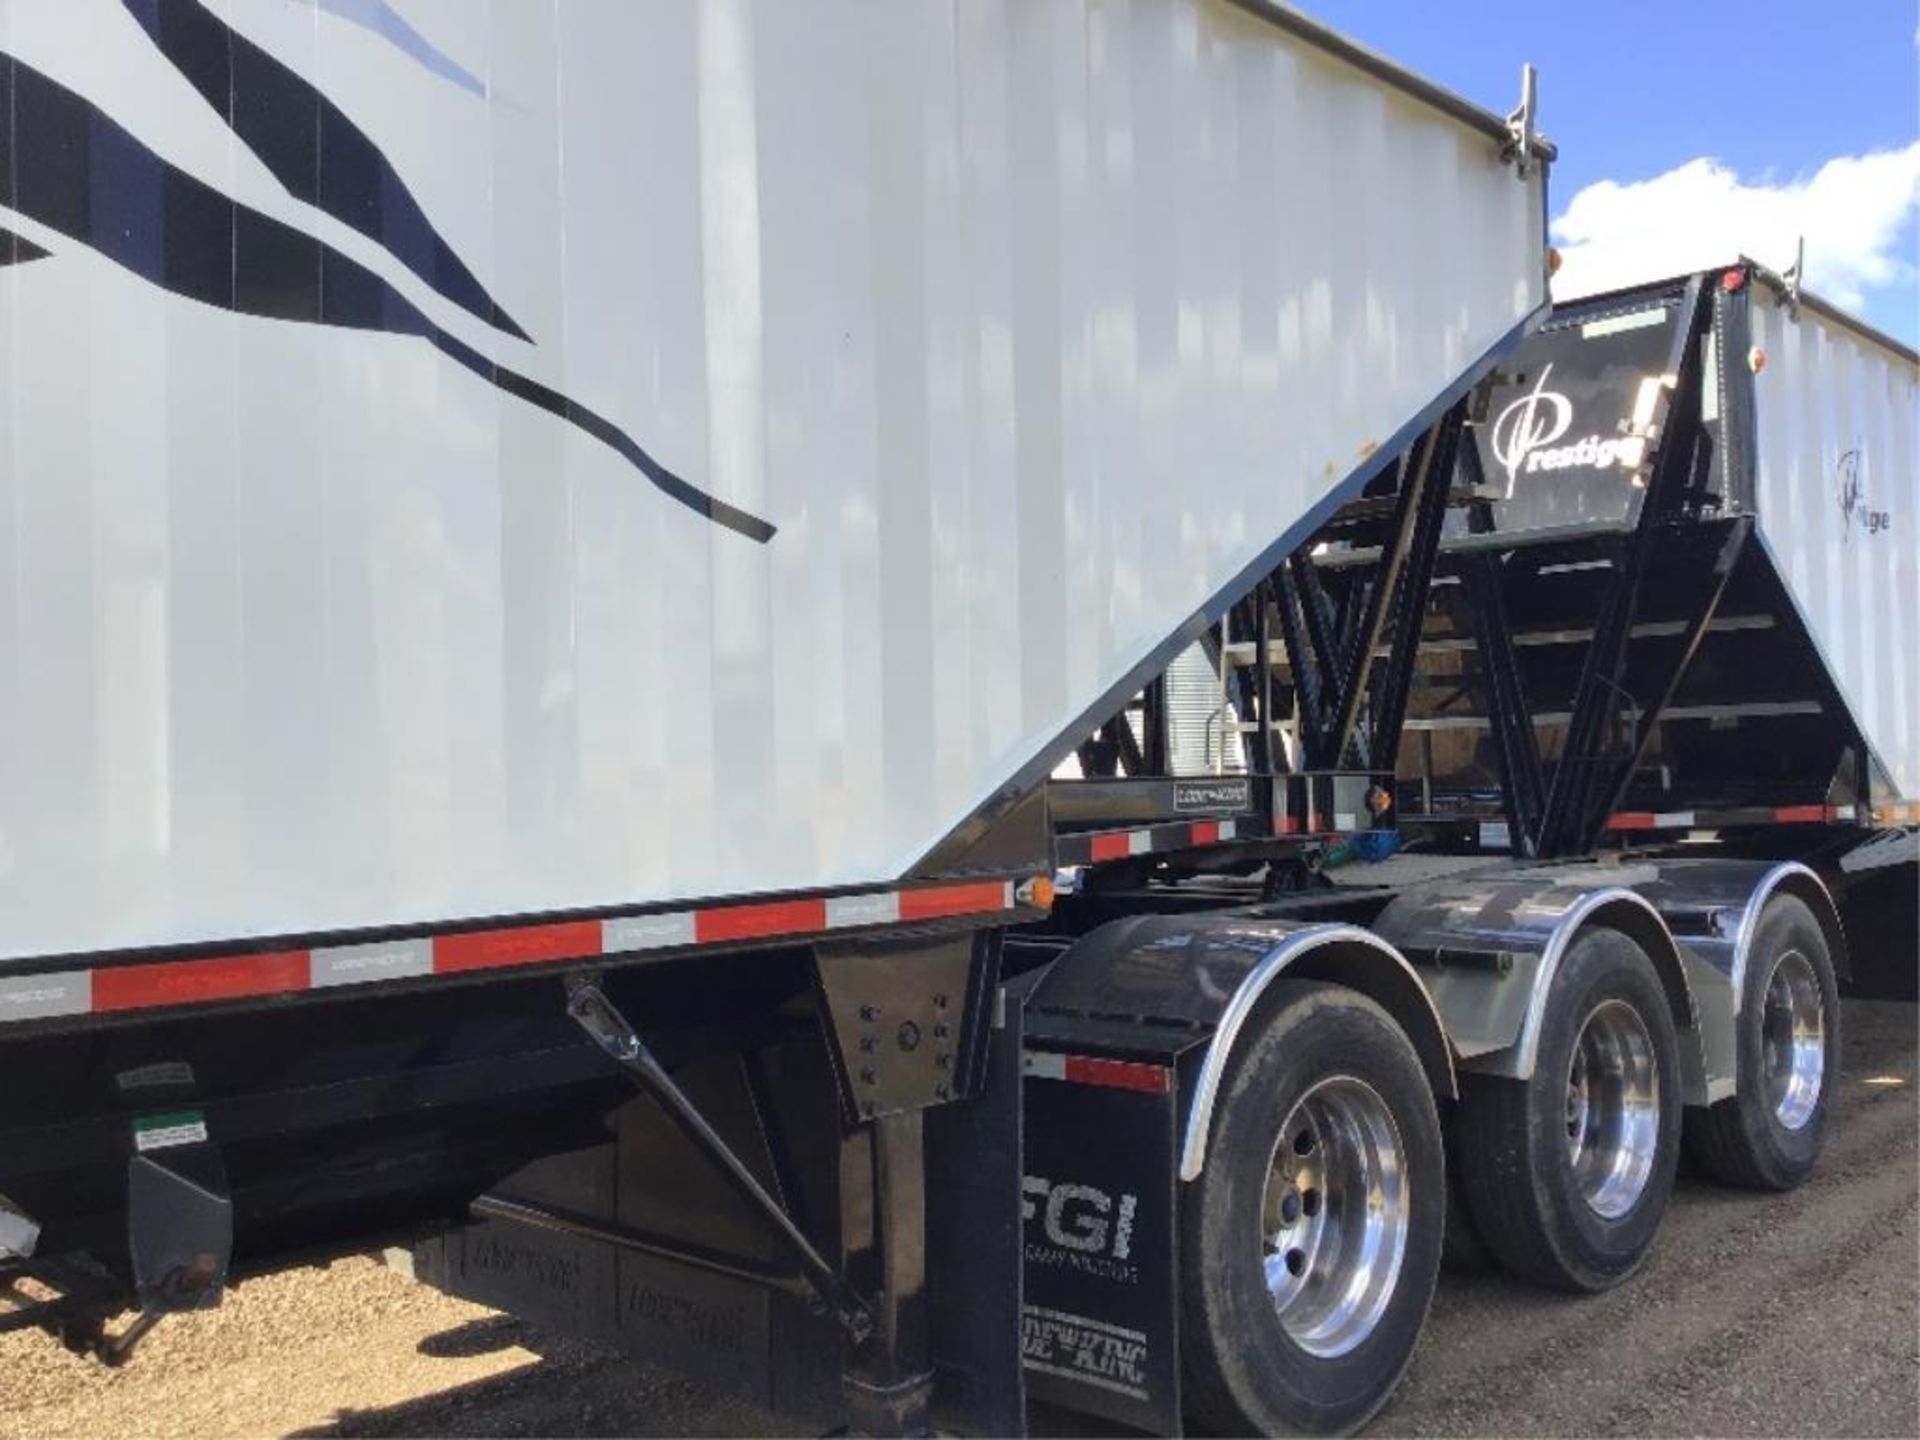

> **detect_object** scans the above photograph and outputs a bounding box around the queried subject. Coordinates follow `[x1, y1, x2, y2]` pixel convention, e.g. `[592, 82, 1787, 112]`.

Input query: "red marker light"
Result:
[1721, 269, 1747, 293]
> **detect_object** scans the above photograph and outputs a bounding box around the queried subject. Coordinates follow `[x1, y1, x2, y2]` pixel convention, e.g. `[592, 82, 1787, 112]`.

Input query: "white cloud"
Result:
[1550, 144, 1920, 314]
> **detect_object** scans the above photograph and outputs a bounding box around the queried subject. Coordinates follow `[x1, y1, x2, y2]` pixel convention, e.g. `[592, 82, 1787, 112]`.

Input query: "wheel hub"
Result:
[1260, 1075, 1410, 1359]
[1564, 999, 1660, 1220]
[1760, 949, 1825, 1131]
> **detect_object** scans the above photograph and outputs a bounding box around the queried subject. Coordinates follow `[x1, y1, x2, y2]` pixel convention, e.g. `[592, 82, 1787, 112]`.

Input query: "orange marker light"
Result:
[1016, 876, 1056, 911]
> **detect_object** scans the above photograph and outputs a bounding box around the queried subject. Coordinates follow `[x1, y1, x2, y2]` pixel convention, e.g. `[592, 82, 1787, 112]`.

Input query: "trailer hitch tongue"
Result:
[563, 978, 876, 1345]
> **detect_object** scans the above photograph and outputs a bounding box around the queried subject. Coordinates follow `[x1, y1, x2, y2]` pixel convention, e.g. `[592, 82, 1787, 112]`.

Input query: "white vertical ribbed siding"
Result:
[1751, 291, 1919, 797]
[0, 0, 1543, 961]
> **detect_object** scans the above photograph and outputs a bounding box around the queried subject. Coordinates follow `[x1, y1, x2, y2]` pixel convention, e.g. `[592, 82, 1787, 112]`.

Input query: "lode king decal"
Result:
[1019, 1055, 1182, 1431]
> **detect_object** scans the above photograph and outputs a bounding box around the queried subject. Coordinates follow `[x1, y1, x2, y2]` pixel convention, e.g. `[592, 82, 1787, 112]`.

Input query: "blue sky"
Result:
[1308, 1, 1920, 344]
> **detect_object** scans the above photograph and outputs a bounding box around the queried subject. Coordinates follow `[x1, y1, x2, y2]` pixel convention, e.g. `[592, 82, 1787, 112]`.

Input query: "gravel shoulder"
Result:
[3, 1001, 1913, 1439]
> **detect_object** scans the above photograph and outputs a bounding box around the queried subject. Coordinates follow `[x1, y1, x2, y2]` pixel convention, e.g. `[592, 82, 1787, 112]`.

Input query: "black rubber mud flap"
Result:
[1019, 1013, 1202, 1436]
[926, 978, 1028, 1437]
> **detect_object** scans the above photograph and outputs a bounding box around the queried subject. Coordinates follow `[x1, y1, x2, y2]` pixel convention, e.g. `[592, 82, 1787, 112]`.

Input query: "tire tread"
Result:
[1453, 1073, 1569, 1288]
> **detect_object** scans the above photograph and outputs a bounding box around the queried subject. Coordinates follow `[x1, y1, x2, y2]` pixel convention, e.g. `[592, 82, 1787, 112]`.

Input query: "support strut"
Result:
[564, 980, 875, 1344]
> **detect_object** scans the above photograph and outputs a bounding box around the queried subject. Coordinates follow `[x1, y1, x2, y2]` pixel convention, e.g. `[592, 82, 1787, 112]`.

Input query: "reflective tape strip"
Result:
[1608, 805, 1878, 833]
[826, 892, 901, 929]
[696, 899, 828, 944]
[1773, 804, 1835, 824]
[434, 921, 601, 975]
[1022, 1051, 1067, 1081]
[1065, 1055, 1171, 1093]
[602, 910, 697, 954]
[0, 970, 91, 1021]
[93, 950, 309, 1012]
[1607, 810, 1694, 832]
[1024, 1049, 1171, 1094]
[1070, 818, 1245, 865]
[310, 938, 433, 989]
[0, 879, 1025, 1028]
[899, 881, 1013, 922]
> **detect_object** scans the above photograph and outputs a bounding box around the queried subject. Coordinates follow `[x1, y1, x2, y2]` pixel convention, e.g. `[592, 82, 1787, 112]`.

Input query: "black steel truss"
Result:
[1534, 274, 1711, 854]
[1266, 400, 1466, 774]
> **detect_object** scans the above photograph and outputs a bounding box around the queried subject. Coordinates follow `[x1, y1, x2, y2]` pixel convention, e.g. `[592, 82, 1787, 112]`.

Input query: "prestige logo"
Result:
[1489, 365, 1646, 490]
[1835, 447, 1891, 541]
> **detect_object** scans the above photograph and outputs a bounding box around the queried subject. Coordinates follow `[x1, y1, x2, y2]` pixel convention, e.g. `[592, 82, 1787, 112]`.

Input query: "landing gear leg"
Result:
[840, 1112, 933, 1438]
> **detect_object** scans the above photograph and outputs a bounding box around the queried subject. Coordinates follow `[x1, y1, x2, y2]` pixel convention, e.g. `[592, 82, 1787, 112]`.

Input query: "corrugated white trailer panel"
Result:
[1749, 292, 1919, 799]
[0, 0, 1544, 963]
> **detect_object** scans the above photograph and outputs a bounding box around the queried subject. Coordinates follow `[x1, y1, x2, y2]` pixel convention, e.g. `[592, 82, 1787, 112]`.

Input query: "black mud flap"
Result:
[927, 980, 1028, 1436]
[1019, 1015, 1202, 1436]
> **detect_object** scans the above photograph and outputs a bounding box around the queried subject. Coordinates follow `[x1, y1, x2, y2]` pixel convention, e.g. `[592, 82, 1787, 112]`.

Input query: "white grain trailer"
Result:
[2, 1, 1911, 1435]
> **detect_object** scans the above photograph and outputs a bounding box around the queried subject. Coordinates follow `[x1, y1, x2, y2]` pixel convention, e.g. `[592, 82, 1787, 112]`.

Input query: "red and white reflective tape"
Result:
[1272, 812, 1333, 837]
[0, 878, 1022, 1029]
[1605, 803, 1881, 834]
[1606, 809, 1699, 832]
[1873, 801, 1920, 826]
[1023, 1049, 1171, 1095]
[1059, 818, 1240, 867]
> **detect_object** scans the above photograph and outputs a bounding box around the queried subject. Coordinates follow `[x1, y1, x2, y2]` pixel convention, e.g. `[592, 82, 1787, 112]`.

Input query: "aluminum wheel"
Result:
[1564, 999, 1660, 1220]
[1260, 1075, 1410, 1359]
[1760, 949, 1826, 1131]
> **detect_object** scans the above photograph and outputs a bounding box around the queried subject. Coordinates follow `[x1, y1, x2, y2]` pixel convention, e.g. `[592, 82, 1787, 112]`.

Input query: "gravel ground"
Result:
[2, 1000, 1913, 1439]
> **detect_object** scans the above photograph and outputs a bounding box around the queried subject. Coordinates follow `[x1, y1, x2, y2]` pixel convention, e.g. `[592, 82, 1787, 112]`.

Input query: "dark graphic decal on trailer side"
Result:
[0, 53, 774, 543]
[0, 226, 50, 266]
[293, 0, 492, 100]
[121, 0, 528, 342]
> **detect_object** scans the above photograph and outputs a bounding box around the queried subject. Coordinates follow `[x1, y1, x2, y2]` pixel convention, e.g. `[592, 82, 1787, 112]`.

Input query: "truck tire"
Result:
[1685, 895, 1840, 1190]
[1180, 980, 1444, 1436]
[1441, 1107, 1494, 1273]
[1454, 927, 1681, 1293]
